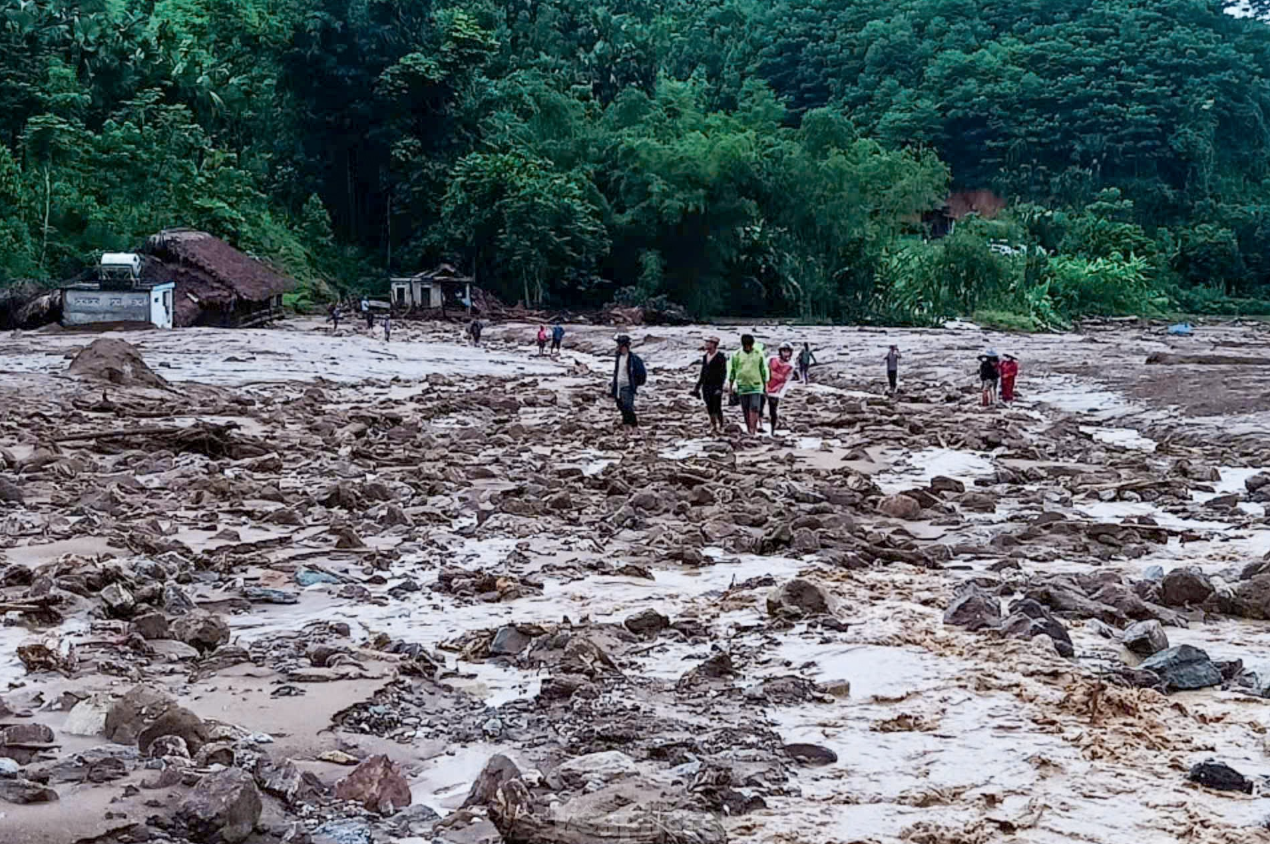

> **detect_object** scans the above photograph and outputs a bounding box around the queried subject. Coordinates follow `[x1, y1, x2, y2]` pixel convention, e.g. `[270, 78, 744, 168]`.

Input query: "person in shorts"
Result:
[727, 333, 769, 436]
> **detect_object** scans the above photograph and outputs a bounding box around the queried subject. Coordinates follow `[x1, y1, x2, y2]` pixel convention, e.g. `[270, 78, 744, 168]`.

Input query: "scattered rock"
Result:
[67, 338, 168, 388]
[1139, 644, 1222, 692]
[877, 494, 922, 520]
[1122, 619, 1169, 657]
[333, 754, 411, 815]
[462, 754, 523, 809]
[138, 706, 208, 756]
[554, 750, 639, 789]
[1160, 567, 1214, 607]
[943, 583, 1001, 631]
[784, 743, 838, 766]
[1187, 760, 1253, 794]
[105, 684, 177, 745]
[63, 694, 114, 737]
[489, 625, 532, 657]
[176, 768, 262, 844]
[0, 777, 58, 804]
[171, 611, 230, 653]
[766, 578, 835, 617]
[624, 608, 670, 637]
[131, 611, 171, 640]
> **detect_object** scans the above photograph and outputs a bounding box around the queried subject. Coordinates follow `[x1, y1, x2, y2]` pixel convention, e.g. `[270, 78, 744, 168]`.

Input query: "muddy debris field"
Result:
[2, 317, 1270, 844]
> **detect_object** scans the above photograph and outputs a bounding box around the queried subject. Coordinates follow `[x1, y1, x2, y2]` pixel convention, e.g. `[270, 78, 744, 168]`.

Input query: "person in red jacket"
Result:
[766, 343, 796, 433]
[999, 354, 1019, 403]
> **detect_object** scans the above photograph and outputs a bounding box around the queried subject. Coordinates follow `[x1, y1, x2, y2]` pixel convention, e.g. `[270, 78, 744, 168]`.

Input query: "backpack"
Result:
[630, 354, 647, 387]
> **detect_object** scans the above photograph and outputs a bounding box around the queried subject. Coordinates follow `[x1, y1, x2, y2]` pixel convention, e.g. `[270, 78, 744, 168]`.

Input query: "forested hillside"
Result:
[3, 0, 1270, 325]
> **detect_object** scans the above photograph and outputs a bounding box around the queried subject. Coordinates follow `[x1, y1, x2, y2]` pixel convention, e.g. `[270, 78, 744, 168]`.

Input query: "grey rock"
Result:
[171, 611, 230, 653]
[943, 584, 1001, 631]
[63, 694, 113, 737]
[623, 609, 670, 637]
[311, 820, 372, 844]
[1001, 598, 1074, 657]
[1160, 567, 1214, 607]
[162, 582, 196, 615]
[131, 611, 171, 640]
[766, 577, 834, 617]
[0, 478, 24, 503]
[1139, 644, 1222, 692]
[138, 706, 208, 756]
[243, 587, 298, 605]
[1142, 565, 1165, 582]
[877, 494, 922, 520]
[176, 768, 262, 844]
[101, 583, 135, 617]
[104, 684, 176, 745]
[0, 777, 57, 804]
[489, 626, 532, 657]
[1188, 760, 1253, 793]
[462, 754, 522, 809]
[1122, 619, 1169, 657]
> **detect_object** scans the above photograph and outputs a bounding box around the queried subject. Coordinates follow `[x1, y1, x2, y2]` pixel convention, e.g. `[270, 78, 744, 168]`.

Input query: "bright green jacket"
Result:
[728, 348, 769, 394]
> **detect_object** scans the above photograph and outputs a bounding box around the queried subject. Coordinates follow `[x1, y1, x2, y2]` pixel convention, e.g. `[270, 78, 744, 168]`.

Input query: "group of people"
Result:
[691, 335, 818, 435]
[326, 298, 391, 341]
[536, 324, 566, 355]
[977, 349, 1020, 405]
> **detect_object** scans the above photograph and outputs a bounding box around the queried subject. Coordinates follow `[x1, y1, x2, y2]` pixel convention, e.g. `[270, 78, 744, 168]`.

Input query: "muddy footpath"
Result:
[2, 316, 1270, 844]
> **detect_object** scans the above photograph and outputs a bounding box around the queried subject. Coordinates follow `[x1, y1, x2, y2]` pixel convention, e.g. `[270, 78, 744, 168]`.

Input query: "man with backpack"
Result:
[610, 335, 647, 428]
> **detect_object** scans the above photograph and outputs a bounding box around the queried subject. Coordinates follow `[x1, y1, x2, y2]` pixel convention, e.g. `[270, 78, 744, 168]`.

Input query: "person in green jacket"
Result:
[728, 333, 769, 436]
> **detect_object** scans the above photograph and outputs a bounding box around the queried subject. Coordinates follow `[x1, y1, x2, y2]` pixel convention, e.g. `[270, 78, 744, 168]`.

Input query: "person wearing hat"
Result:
[765, 343, 796, 433]
[727, 333, 769, 436]
[999, 354, 1019, 403]
[977, 350, 1000, 406]
[692, 335, 727, 433]
[610, 335, 647, 428]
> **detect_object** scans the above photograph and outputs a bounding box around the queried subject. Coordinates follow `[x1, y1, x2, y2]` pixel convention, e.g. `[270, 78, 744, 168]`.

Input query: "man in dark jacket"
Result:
[610, 335, 646, 428]
[692, 335, 727, 432]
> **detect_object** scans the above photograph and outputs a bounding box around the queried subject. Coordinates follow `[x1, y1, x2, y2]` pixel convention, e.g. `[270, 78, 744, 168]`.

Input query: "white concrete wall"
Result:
[63, 289, 150, 325]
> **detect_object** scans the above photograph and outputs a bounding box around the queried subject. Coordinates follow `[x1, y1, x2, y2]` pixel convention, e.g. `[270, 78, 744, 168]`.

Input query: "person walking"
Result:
[536, 325, 548, 356]
[360, 296, 372, 330]
[766, 343, 796, 433]
[999, 354, 1019, 403]
[468, 319, 483, 346]
[383, 312, 392, 342]
[885, 345, 901, 393]
[797, 343, 816, 384]
[610, 335, 646, 429]
[727, 334, 769, 436]
[978, 351, 1000, 406]
[328, 302, 342, 334]
[692, 335, 727, 433]
[550, 324, 565, 355]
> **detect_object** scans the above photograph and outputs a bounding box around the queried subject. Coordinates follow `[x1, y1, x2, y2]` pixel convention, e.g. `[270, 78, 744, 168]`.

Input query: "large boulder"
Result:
[462, 754, 523, 810]
[1122, 619, 1169, 657]
[67, 338, 168, 388]
[176, 768, 262, 844]
[553, 751, 639, 790]
[105, 684, 176, 746]
[333, 755, 411, 815]
[171, 611, 230, 653]
[1138, 644, 1221, 692]
[138, 706, 208, 756]
[1188, 760, 1253, 794]
[1159, 567, 1214, 608]
[877, 494, 922, 520]
[943, 584, 1002, 631]
[766, 578, 835, 618]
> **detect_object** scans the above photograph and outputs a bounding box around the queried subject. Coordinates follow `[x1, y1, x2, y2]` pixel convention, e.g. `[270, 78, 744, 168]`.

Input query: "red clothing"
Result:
[766, 356, 794, 396]
[999, 359, 1019, 402]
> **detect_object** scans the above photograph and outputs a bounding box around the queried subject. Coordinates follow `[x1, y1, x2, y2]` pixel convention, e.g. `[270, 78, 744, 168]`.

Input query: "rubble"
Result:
[2, 317, 1270, 843]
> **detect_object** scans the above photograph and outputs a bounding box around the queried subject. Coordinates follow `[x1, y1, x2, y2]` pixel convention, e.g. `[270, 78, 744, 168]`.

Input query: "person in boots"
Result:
[610, 335, 646, 429]
[692, 335, 727, 433]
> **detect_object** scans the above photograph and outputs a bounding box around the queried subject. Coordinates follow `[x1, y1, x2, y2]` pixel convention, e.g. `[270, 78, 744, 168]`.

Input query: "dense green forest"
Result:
[3, 0, 1270, 326]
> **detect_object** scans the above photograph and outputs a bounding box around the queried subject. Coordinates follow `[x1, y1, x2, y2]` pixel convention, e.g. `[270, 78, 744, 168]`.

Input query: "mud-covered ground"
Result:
[2, 316, 1270, 844]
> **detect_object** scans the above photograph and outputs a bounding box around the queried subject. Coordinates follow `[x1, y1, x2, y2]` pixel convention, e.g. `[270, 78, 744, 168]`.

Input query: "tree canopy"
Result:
[4, 0, 1270, 324]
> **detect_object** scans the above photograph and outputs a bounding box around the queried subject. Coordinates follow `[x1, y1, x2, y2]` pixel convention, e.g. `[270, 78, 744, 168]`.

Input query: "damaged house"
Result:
[140, 229, 295, 327]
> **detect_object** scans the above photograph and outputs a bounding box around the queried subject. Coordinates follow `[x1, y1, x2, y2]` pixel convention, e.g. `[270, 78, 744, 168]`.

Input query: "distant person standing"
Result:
[468, 318, 483, 346]
[692, 335, 727, 433]
[383, 312, 392, 342]
[885, 345, 901, 393]
[797, 343, 816, 384]
[361, 296, 372, 330]
[328, 302, 341, 334]
[536, 325, 548, 356]
[551, 324, 565, 355]
[766, 343, 796, 433]
[610, 335, 646, 428]
[999, 354, 1019, 403]
[978, 351, 1000, 406]
[727, 333, 769, 436]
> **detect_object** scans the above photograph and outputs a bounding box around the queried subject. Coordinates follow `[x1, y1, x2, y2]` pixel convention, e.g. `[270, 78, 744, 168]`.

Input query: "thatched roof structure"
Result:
[140, 229, 295, 326]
